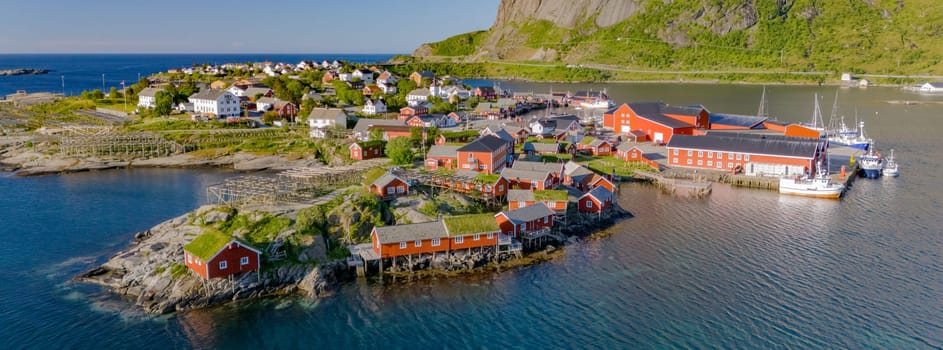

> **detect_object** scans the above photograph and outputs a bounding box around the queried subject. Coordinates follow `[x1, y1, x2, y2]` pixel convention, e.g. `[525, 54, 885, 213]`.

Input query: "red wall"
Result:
[372, 178, 409, 197]
[667, 147, 814, 171]
[578, 196, 610, 213]
[351, 144, 384, 160]
[186, 242, 260, 279]
[450, 233, 498, 250]
[604, 104, 632, 131]
[457, 149, 506, 174]
[784, 125, 823, 139]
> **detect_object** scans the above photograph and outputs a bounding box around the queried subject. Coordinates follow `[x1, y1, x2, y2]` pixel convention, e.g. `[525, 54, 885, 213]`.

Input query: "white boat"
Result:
[779, 160, 844, 199]
[858, 142, 883, 179]
[579, 99, 614, 109]
[883, 149, 900, 177]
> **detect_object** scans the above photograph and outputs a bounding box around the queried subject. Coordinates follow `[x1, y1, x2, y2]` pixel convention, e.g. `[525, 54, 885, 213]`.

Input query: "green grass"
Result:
[579, 136, 595, 145]
[428, 31, 488, 56]
[533, 189, 567, 201]
[583, 155, 654, 177]
[441, 130, 480, 139]
[184, 230, 233, 260]
[475, 173, 500, 184]
[443, 213, 500, 236]
[362, 167, 387, 185]
[169, 263, 189, 279]
[539, 154, 572, 163]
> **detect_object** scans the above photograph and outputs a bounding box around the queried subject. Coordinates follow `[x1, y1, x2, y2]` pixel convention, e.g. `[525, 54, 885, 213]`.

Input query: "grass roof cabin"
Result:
[443, 213, 501, 236]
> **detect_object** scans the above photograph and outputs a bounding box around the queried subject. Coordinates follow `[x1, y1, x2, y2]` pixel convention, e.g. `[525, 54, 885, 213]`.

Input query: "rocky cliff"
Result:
[415, 0, 943, 75]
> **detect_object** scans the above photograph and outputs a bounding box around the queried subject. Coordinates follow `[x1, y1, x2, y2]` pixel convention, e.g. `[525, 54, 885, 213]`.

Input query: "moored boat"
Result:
[858, 142, 883, 178]
[779, 160, 844, 199]
[883, 149, 900, 177]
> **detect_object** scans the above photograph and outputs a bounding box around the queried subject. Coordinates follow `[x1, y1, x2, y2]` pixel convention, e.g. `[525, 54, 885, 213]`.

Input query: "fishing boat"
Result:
[883, 149, 900, 177]
[572, 90, 614, 109]
[779, 159, 844, 199]
[858, 142, 883, 178]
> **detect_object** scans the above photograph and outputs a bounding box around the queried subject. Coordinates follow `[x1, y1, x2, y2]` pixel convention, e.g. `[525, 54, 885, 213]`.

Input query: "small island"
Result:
[0, 68, 51, 76]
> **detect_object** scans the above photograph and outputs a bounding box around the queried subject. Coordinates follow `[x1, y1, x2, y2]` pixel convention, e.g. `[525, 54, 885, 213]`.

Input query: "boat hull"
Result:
[860, 167, 882, 178]
[883, 168, 900, 177]
[779, 188, 843, 199]
[779, 178, 844, 199]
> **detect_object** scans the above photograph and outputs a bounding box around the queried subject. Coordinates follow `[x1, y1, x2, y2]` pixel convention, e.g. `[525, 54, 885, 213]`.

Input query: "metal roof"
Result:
[188, 89, 230, 101]
[662, 104, 707, 116]
[371, 173, 406, 189]
[352, 118, 405, 133]
[627, 102, 694, 129]
[138, 87, 161, 97]
[666, 134, 820, 158]
[500, 202, 554, 223]
[512, 160, 562, 174]
[507, 189, 535, 202]
[563, 161, 594, 178]
[709, 113, 767, 128]
[522, 142, 561, 153]
[373, 221, 446, 244]
[500, 168, 550, 182]
[582, 186, 613, 202]
[426, 145, 460, 158]
[457, 135, 507, 153]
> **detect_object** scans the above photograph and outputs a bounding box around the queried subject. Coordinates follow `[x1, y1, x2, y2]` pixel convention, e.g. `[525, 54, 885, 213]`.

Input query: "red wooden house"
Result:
[371, 221, 448, 259]
[436, 130, 478, 145]
[474, 86, 497, 100]
[626, 102, 698, 144]
[578, 186, 613, 213]
[495, 202, 554, 238]
[616, 144, 660, 169]
[507, 189, 569, 214]
[184, 231, 261, 280]
[665, 133, 825, 176]
[501, 168, 554, 190]
[398, 106, 429, 120]
[603, 103, 633, 134]
[511, 160, 565, 186]
[424, 145, 460, 170]
[443, 214, 501, 251]
[456, 136, 508, 174]
[369, 172, 409, 199]
[576, 137, 613, 156]
[350, 140, 385, 160]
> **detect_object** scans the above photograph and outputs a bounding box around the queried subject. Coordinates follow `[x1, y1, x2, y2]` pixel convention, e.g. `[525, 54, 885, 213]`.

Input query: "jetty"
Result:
[635, 170, 712, 197]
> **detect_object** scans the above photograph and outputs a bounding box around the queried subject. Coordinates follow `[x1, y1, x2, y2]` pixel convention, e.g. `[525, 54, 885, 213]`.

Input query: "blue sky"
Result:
[0, 0, 500, 54]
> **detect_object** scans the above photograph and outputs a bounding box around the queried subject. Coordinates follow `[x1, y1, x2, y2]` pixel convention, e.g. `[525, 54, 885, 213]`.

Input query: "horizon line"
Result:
[0, 52, 407, 55]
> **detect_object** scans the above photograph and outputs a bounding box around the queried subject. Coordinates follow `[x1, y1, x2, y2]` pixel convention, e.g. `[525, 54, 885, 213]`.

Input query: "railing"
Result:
[522, 228, 552, 240]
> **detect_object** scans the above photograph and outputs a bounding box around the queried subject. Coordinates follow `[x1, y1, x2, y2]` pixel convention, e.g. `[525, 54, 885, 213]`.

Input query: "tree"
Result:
[154, 91, 173, 116]
[87, 89, 104, 100]
[385, 137, 415, 165]
[368, 128, 384, 142]
[108, 87, 120, 99]
[262, 111, 279, 125]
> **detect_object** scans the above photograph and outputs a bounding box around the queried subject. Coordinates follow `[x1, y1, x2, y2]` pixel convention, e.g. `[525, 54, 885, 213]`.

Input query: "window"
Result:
[240, 256, 249, 265]
[455, 236, 464, 244]
[631, 153, 637, 158]
[717, 152, 723, 159]
[697, 160, 703, 166]
[400, 242, 407, 249]
[744, 154, 750, 161]
[728, 162, 733, 168]
[673, 149, 679, 155]
[480, 164, 486, 170]
[698, 151, 703, 157]
[707, 161, 713, 167]
[219, 261, 228, 269]
[487, 232, 493, 239]
[544, 216, 549, 223]
[673, 158, 679, 164]
[728, 153, 734, 160]
[387, 187, 395, 194]
[498, 185, 504, 191]
[397, 186, 405, 193]
[431, 238, 441, 247]
[708, 152, 713, 158]
[517, 201, 525, 208]
[687, 159, 693, 165]
[414, 240, 422, 247]
[736, 153, 742, 160]
[186, 254, 192, 264]
[474, 234, 480, 241]
[717, 162, 723, 168]
[586, 200, 593, 208]
[463, 164, 470, 169]
[687, 150, 693, 156]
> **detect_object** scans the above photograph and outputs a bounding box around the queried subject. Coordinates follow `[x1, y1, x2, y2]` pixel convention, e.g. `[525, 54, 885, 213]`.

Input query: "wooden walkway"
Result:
[635, 170, 712, 197]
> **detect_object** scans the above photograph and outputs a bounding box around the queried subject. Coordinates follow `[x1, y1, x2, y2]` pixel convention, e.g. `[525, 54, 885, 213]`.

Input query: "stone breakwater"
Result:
[0, 68, 50, 76]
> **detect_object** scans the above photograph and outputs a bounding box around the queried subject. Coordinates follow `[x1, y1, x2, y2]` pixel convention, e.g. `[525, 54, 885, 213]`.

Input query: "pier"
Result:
[634, 170, 712, 197]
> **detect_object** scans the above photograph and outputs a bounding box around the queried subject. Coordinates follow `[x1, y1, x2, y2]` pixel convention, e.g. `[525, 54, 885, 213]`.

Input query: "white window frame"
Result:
[474, 234, 480, 241]
[455, 236, 464, 244]
[707, 160, 713, 167]
[728, 153, 734, 160]
[400, 242, 407, 249]
[397, 185, 405, 193]
[387, 187, 395, 194]
[240, 256, 249, 265]
[586, 200, 593, 208]
[717, 152, 723, 159]
[717, 162, 723, 168]
[708, 151, 713, 158]
[728, 162, 733, 168]
[431, 238, 441, 247]
[414, 240, 422, 247]
[487, 232, 493, 239]
[517, 201, 525, 208]
[697, 160, 703, 166]
[697, 151, 703, 157]
[744, 154, 750, 161]
[673, 158, 679, 164]
[687, 150, 693, 156]
[673, 149, 679, 155]
[219, 261, 228, 270]
[186, 254, 192, 264]
[687, 159, 693, 165]
[736, 153, 742, 160]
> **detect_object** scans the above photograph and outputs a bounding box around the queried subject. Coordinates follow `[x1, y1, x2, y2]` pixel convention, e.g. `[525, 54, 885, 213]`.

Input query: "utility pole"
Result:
[61, 75, 65, 96]
[101, 73, 105, 92]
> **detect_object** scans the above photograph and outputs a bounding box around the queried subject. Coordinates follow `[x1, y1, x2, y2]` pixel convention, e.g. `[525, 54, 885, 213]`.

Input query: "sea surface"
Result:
[0, 54, 396, 96]
[2, 84, 942, 349]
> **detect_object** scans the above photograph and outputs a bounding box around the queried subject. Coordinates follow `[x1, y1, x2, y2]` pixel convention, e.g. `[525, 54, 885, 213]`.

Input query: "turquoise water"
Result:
[2, 84, 941, 348]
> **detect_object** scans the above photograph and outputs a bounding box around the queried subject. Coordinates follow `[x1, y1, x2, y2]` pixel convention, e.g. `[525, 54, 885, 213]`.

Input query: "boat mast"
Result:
[828, 90, 840, 132]
[757, 86, 769, 118]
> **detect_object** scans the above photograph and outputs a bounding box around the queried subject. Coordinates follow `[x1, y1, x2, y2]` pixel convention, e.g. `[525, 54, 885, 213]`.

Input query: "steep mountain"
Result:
[414, 0, 943, 75]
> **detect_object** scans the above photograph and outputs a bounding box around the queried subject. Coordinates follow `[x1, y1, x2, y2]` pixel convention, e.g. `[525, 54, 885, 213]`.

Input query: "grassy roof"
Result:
[441, 130, 480, 138]
[356, 140, 386, 149]
[184, 230, 233, 261]
[362, 167, 387, 186]
[534, 189, 568, 201]
[579, 136, 596, 145]
[443, 214, 500, 236]
[476, 172, 501, 184]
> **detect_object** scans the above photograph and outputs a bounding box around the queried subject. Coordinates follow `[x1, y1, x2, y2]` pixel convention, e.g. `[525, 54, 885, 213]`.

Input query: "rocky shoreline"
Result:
[0, 68, 51, 76]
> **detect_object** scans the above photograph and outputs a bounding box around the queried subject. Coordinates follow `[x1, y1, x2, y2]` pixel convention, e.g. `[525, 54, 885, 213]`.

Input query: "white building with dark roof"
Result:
[188, 89, 240, 117]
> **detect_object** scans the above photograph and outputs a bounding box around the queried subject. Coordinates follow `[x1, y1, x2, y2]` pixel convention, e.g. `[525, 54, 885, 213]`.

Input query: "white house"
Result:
[263, 65, 277, 77]
[307, 108, 349, 138]
[353, 69, 374, 84]
[338, 72, 352, 82]
[441, 85, 472, 100]
[378, 81, 397, 94]
[919, 82, 943, 92]
[363, 99, 387, 115]
[137, 87, 161, 109]
[188, 89, 241, 118]
[255, 97, 278, 112]
[406, 88, 431, 107]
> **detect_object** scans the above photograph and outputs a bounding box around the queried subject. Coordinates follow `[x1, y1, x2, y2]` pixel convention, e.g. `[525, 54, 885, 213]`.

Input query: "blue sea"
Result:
[0, 54, 396, 96]
[1, 81, 941, 348]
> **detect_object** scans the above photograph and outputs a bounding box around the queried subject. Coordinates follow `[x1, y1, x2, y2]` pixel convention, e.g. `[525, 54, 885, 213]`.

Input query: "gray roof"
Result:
[627, 102, 693, 129]
[588, 138, 611, 147]
[666, 134, 821, 158]
[662, 104, 707, 116]
[256, 97, 278, 104]
[457, 135, 507, 153]
[373, 221, 446, 244]
[500, 202, 553, 223]
[407, 88, 431, 97]
[188, 89, 229, 101]
[507, 189, 535, 202]
[245, 87, 272, 96]
[926, 82, 943, 88]
[482, 127, 514, 143]
[500, 168, 550, 182]
[371, 173, 406, 189]
[426, 145, 460, 158]
[522, 142, 561, 153]
[582, 186, 612, 202]
[616, 142, 640, 152]
[138, 87, 161, 97]
[352, 118, 405, 133]
[709, 113, 768, 128]
[563, 161, 594, 178]
[512, 160, 562, 174]
[308, 108, 348, 122]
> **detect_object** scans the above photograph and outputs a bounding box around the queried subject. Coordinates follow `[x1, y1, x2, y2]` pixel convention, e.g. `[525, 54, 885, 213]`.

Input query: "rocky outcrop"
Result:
[75, 205, 345, 315]
[0, 68, 50, 76]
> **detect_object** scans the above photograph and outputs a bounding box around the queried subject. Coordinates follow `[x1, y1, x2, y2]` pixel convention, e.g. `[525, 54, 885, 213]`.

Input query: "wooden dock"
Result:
[635, 170, 712, 197]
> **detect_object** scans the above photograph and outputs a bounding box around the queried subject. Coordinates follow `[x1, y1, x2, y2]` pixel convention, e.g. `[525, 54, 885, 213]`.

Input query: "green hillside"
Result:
[414, 0, 943, 79]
